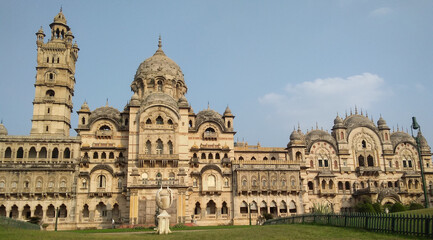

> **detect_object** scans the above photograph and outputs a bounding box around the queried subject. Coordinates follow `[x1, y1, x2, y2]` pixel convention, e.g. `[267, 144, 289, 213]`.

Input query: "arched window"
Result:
[308, 181, 314, 191]
[362, 140, 366, 148]
[262, 179, 267, 187]
[4, 147, 11, 158]
[93, 152, 99, 159]
[215, 153, 220, 159]
[338, 181, 343, 190]
[260, 201, 268, 215]
[167, 119, 173, 125]
[310, 160, 314, 168]
[97, 175, 106, 188]
[334, 160, 338, 169]
[157, 80, 163, 91]
[208, 175, 216, 187]
[329, 180, 334, 189]
[49, 73, 54, 79]
[167, 141, 173, 154]
[385, 132, 389, 141]
[101, 152, 106, 159]
[99, 125, 111, 131]
[263, 157, 268, 161]
[271, 157, 276, 161]
[156, 139, 163, 154]
[39, 147, 47, 158]
[59, 204, 67, 218]
[46, 90, 55, 97]
[146, 118, 152, 124]
[52, 148, 59, 158]
[221, 202, 228, 214]
[117, 179, 122, 188]
[47, 205, 55, 218]
[109, 152, 114, 159]
[240, 201, 248, 214]
[250, 201, 258, 214]
[146, 140, 151, 154]
[296, 152, 302, 161]
[367, 155, 374, 167]
[57, 57, 59, 63]
[358, 155, 365, 167]
[345, 181, 350, 190]
[194, 202, 201, 215]
[64, 148, 71, 159]
[289, 201, 297, 213]
[156, 116, 163, 125]
[96, 202, 107, 217]
[82, 204, 89, 218]
[238, 156, 244, 161]
[17, 147, 24, 158]
[29, 147, 37, 158]
[251, 156, 256, 161]
[201, 153, 206, 159]
[340, 131, 344, 140]
[279, 201, 288, 213]
[189, 120, 193, 128]
[169, 172, 175, 180]
[322, 180, 326, 189]
[227, 121, 231, 128]
[208, 153, 213, 159]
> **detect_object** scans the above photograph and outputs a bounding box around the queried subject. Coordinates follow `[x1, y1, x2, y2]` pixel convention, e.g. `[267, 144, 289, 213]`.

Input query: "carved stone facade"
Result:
[0, 10, 432, 230]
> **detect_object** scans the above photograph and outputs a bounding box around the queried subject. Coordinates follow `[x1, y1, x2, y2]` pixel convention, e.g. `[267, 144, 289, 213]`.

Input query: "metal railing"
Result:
[263, 213, 433, 238]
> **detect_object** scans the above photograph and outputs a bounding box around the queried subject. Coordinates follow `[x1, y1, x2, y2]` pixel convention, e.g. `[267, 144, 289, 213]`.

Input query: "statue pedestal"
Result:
[156, 210, 171, 234]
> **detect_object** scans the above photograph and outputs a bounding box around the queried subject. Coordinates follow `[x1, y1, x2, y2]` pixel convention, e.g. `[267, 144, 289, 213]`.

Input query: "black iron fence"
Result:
[263, 213, 433, 238]
[0, 216, 40, 230]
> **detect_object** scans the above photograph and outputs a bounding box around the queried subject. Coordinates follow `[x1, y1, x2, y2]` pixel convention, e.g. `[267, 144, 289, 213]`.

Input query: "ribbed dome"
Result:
[289, 129, 302, 141]
[0, 123, 8, 135]
[377, 116, 389, 130]
[334, 115, 343, 125]
[134, 38, 184, 82]
[343, 114, 376, 132]
[88, 106, 121, 126]
[390, 131, 416, 148]
[305, 129, 337, 151]
[195, 109, 225, 130]
[80, 101, 90, 111]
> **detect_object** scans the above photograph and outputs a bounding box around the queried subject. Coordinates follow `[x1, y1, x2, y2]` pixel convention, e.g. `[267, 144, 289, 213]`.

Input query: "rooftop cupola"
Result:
[49, 8, 70, 41]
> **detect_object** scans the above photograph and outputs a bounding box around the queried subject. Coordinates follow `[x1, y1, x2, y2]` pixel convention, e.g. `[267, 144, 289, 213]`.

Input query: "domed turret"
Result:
[223, 106, 233, 117]
[377, 116, 389, 130]
[0, 123, 8, 135]
[417, 131, 431, 152]
[290, 129, 302, 141]
[53, 9, 67, 25]
[80, 101, 90, 111]
[130, 92, 140, 106]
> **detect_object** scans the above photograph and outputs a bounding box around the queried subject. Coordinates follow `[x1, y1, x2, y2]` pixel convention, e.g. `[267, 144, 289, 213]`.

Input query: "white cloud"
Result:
[258, 73, 390, 130]
[370, 7, 393, 17]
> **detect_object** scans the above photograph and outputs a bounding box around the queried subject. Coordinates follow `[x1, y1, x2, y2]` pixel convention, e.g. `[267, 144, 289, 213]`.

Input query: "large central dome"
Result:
[134, 38, 184, 82]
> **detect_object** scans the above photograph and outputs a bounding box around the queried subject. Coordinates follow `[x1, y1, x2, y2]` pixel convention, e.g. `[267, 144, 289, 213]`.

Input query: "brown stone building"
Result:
[0, 10, 432, 230]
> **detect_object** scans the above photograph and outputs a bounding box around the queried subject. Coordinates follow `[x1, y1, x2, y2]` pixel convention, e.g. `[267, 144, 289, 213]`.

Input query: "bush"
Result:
[262, 213, 273, 220]
[172, 223, 186, 229]
[372, 202, 382, 213]
[408, 202, 424, 210]
[355, 203, 375, 213]
[390, 202, 406, 213]
[27, 217, 41, 225]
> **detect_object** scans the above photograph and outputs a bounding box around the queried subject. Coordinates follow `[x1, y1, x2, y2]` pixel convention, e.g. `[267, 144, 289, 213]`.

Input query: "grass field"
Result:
[0, 224, 417, 240]
[391, 207, 433, 215]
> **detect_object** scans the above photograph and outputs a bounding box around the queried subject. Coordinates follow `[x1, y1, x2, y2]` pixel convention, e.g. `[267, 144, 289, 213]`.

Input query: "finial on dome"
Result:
[345, 110, 347, 118]
[106, 98, 109, 107]
[350, 108, 352, 115]
[355, 105, 358, 115]
[297, 122, 301, 131]
[397, 124, 399, 131]
[315, 122, 318, 130]
[360, 108, 363, 115]
[366, 111, 368, 118]
[158, 35, 162, 48]
[207, 101, 210, 110]
[60, 5, 62, 12]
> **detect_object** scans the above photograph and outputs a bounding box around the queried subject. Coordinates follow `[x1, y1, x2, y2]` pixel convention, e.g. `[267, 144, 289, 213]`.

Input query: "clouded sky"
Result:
[0, 0, 432, 147]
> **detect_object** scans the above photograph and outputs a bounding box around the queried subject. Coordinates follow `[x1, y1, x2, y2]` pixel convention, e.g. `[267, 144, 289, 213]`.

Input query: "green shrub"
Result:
[262, 213, 273, 220]
[27, 217, 41, 225]
[372, 202, 382, 213]
[408, 202, 424, 210]
[355, 203, 375, 213]
[390, 202, 406, 213]
[172, 223, 186, 229]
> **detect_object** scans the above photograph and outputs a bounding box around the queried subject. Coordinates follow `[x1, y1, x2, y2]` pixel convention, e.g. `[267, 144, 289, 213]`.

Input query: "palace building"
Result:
[0, 10, 432, 230]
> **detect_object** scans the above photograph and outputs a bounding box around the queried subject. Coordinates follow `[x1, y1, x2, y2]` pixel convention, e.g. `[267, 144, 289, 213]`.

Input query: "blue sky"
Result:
[0, 0, 432, 147]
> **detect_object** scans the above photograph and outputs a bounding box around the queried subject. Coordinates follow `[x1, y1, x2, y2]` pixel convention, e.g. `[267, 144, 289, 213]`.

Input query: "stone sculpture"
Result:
[155, 186, 173, 234]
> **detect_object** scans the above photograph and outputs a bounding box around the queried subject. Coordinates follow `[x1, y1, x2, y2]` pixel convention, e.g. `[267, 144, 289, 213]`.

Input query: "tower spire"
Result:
[158, 35, 162, 48]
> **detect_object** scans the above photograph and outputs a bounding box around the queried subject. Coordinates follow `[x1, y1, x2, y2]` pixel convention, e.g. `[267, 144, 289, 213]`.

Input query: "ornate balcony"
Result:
[138, 154, 179, 167]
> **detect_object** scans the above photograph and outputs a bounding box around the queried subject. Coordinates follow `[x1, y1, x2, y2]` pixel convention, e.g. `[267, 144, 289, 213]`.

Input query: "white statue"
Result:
[155, 186, 173, 234]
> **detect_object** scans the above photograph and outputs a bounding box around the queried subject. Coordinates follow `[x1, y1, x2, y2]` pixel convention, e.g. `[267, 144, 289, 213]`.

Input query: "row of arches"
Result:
[239, 200, 296, 215]
[237, 156, 276, 161]
[85, 151, 124, 160]
[0, 204, 67, 220]
[3, 146, 71, 159]
[81, 202, 120, 220]
[193, 152, 228, 160]
[241, 176, 296, 189]
[46, 57, 60, 64]
[194, 201, 229, 215]
[145, 116, 174, 126]
[145, 139, 174, 155]
[0, 177, 68, 190]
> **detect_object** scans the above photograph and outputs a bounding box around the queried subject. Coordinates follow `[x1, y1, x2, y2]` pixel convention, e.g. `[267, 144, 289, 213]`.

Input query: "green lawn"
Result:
[0, 224, 417, 240]
[392, 207, 433, 215]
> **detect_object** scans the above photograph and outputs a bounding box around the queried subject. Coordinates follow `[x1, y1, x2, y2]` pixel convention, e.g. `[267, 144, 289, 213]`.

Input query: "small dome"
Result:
[334, 115, 343, 125]
[289, 129, 302, 141]
[134, 37, 184, 84]
[377, 116, 389, 129]
[417, 131, 431, 151]
[130, 92, 140, 106]
[53, 10, 67, 25]
[36, 26, 44, 35]
[80, 101, 90, 111]
[0, 123, 8, 135]
[223, 106, 233, 117]
[189, 106, 195, 115]
[178, 95, 189, 108]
